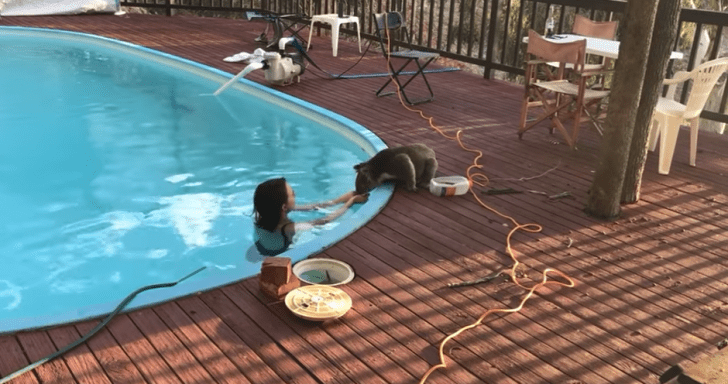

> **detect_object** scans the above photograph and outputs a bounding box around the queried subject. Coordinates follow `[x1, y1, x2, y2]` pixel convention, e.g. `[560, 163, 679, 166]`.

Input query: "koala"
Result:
[354, 143, 438, 194]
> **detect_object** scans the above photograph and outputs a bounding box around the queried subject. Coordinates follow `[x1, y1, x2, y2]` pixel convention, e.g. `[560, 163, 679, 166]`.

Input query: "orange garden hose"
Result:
[382, 26, 576, 384]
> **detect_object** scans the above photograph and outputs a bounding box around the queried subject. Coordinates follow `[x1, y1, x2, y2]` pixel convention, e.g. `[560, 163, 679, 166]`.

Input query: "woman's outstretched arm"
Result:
[291, 191, 357, 211]
[295, 193, 368, 229]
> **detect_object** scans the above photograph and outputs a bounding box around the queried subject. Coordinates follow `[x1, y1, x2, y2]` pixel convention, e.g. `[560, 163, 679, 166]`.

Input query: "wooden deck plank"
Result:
[73, 321, 147, 383]
[151, 302, 250, 384]
[0, 335, 39, 384]
[450, 194, 716, 362]
[126, 308, 217, 384]
[377, 195, 680, 374]
[173, 295, 287, 384]
[318, 253, 483, 384]
[2, 13, 728, 384]
[239, 278, 424, 384]
[222, 282, 391, 384]
[196, 288, 326, 384]
[324, 244, 517, 384]
[426, 163, 728, 344]
[329, 242, 540, 383]
[338, 232, 574, 383]
[349, 226, 641, 384]
[104, 315, 183, 384]
[14, 332, 73, 384]
[46, 325, 112, 384]
[363, 208, 652, 383]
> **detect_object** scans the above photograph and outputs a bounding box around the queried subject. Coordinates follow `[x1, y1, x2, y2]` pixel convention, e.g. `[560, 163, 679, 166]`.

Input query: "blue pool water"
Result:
[0, 27, 391, 334]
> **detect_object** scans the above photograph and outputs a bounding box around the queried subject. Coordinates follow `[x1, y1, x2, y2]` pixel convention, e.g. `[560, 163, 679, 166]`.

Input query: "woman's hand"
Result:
[352, 193, 369, 204]
[332, 191, 356, 205]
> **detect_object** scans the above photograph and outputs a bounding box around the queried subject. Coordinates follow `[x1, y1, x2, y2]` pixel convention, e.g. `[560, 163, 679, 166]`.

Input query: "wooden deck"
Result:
[2, 12, 728, 384]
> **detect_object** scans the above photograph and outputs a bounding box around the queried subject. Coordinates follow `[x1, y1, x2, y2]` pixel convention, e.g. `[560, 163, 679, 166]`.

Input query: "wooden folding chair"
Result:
[518, 30, 610, 148]
[572, 14, 618, 40]
[372, 11, 440, 105]
[546, 15, 618, 85]
[572, 14, 618, 88]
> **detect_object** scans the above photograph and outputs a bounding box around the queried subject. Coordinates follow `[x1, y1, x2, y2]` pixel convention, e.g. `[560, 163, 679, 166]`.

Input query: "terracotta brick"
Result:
[259, 278, 301, 300]
[260, 257, 293, 285]
[259, 257, 300, 300]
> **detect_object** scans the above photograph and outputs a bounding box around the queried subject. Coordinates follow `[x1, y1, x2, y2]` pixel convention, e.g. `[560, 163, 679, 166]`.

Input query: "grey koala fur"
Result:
[354, 143, 438, 193]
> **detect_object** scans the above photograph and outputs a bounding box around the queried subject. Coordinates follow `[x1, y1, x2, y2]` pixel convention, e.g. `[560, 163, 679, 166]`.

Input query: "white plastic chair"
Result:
[648, 57, 728, 174]
[306, 1, 361, 57]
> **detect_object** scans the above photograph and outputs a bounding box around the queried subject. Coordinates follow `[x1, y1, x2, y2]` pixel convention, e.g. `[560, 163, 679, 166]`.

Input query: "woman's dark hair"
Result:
[254, 177, 288, 232]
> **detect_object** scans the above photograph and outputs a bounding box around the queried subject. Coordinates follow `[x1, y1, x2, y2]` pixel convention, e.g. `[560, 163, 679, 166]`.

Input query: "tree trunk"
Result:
[584, 0, 659, 220]
[621, 0, 682, 204]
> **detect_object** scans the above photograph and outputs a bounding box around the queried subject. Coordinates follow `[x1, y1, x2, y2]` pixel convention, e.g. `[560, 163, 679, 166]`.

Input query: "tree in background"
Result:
[621, 0, 683, 204]
[585, 0, 660, 219]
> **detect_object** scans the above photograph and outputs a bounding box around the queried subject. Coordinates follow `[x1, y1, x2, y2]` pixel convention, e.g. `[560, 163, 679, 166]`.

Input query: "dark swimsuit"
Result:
[254, 223, 294, 256]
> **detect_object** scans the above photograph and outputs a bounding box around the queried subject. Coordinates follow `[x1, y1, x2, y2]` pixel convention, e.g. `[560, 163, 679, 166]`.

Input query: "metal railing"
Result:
[121, 0, 728, 124]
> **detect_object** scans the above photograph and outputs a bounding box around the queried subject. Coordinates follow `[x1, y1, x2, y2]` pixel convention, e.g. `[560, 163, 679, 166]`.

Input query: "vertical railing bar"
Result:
[720, 83, 728, 115]
[406, 0, 414, 42]
[427, 0, 435, 48]
[436, 0, 444, 50]
[446, 0, 456, 52]
[710, 25, 723, 60]
[477, 0, 488, 58]
[681, 22, 704, 102]
[499, 0, 511, 63]
[512, 0, 525, 67]
[466, 0, 478, 56]
[416, 0, 423, 45]
[712, 26, 728, 115]
[664, 18, 684, 88]
[419, 0, 425, 46]
[464, 0, 476, 55]
[456, 0, 466, 53]
[557, 4, 565, 34]
[484, 0, 499, 78]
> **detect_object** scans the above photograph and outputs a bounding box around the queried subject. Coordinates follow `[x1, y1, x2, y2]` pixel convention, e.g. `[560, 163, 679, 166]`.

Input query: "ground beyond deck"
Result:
[2, 12, 728, 384]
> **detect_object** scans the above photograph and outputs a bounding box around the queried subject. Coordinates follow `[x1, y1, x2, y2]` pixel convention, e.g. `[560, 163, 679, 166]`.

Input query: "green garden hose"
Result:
[0, 266, 206, 384]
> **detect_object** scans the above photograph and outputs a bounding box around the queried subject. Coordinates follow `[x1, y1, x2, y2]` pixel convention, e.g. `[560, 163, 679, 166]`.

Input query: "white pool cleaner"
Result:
[429, 176, 471, 197]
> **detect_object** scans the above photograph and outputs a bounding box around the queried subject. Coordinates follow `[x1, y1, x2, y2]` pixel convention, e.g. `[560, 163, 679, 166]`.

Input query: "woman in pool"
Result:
[253, 177, 369, 256]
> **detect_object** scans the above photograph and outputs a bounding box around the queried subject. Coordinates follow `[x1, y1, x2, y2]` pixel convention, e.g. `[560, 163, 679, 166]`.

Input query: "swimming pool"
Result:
[0, 27, 391, 334]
